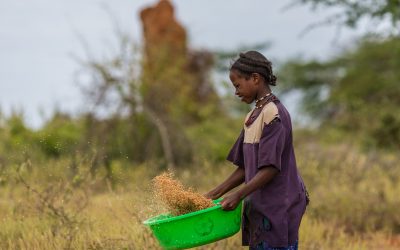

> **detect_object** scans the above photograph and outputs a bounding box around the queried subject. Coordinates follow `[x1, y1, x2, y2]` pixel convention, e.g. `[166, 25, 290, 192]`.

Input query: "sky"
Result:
[0, 0, 368, 128]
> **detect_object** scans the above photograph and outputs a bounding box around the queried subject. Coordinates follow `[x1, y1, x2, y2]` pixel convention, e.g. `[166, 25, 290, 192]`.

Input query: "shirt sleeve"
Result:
[257, 119, 286, 171]
[226, 129, 245, 168]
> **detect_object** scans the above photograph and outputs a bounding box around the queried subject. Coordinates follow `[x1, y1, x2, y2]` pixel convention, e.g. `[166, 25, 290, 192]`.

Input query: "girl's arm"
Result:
[220, 166, 278, 210]
[205, 167, 245, 200]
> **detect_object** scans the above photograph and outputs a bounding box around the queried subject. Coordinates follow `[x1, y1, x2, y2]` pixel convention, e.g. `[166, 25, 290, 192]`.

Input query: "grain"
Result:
[152, 172, 214, 216]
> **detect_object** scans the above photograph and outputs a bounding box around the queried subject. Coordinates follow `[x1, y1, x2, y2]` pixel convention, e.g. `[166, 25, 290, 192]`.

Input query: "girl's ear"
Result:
[251, 73, 261, 85]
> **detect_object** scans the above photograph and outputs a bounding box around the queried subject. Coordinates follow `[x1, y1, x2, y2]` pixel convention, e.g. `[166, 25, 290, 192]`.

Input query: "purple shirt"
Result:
[227, 99, 307, 248]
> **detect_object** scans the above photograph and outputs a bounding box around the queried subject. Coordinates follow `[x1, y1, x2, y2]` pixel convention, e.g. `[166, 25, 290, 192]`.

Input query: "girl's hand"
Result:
[204, 167, 245, 201]
[204, 189, 221, 200]
[220, 192, 242, 211]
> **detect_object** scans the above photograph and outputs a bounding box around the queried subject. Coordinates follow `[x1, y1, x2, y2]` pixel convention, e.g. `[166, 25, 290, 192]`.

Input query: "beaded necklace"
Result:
[245, 94, 278, 127]
[254, 92, 273, 109]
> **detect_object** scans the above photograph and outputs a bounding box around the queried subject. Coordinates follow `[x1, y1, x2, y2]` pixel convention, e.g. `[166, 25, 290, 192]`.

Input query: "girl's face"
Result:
[229, 69, 259, 104]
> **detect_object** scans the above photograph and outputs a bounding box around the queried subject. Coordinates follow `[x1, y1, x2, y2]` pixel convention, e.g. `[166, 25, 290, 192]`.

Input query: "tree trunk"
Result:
[143, 105, 175, 170]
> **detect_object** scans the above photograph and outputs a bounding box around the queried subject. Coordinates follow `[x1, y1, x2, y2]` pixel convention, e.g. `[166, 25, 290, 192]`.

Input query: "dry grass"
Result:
[152, 171, 214, 216]
[1, 142, 400, 249]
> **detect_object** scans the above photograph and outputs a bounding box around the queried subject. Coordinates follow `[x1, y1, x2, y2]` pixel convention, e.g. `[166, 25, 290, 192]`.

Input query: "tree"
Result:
[76, 16, 221, 170]
[279, 36, 400, 149]
[290, 0, 400, 35]
[76, 37, 182, 169]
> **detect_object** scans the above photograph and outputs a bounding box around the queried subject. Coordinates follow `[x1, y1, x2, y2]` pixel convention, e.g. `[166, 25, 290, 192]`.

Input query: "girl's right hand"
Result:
[204, 189, 221, 200]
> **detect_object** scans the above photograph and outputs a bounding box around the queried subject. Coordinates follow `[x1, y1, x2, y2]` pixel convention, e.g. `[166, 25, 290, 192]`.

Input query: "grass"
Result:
[1, 140, 400, 249]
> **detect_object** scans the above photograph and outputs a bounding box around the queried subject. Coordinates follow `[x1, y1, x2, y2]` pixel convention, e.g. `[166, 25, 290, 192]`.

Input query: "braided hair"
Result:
[230, 51, 277, 86]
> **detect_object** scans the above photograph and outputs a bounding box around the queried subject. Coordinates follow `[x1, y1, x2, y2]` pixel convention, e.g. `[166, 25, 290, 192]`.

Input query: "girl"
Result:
[205, 51, 308, 250]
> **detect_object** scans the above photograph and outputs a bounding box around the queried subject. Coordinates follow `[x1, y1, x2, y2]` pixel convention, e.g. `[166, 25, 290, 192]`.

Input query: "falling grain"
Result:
[152, 172, 214, 216]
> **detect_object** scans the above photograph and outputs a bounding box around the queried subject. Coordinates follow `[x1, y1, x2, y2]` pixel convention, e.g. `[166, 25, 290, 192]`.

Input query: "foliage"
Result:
[291, 0, 400, 34]
[186, 116, 243, 163]
[75, 31, 227, 169]
[278, 36, 400, 149]
[33, 112, 83, 157]
[0, 112, 39, 163]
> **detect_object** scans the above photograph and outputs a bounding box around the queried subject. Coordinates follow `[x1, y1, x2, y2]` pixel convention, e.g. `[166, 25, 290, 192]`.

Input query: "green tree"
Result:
[279, 36, 400, 149]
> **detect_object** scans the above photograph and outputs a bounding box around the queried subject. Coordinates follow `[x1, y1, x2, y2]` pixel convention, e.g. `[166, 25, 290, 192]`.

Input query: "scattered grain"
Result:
[152, 172, 214, 216]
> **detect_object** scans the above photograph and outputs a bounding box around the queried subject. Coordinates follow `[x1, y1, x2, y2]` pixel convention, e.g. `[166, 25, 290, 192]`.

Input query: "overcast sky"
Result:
[0, 0, 367, 128]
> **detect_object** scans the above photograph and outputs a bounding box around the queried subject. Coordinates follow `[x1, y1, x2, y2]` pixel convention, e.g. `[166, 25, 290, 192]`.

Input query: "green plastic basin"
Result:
[143, 199, 242, 249]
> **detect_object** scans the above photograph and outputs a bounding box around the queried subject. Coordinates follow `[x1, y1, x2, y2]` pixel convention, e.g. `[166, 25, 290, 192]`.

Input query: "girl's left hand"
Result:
[220, 192, 242, 211]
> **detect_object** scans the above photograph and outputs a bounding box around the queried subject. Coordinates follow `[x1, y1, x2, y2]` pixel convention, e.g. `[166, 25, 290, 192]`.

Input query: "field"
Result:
[1, 137, 400, 250]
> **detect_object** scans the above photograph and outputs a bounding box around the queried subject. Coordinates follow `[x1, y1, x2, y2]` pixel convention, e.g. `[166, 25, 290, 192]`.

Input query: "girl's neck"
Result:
[255, 87, 271, 101]
[254, 86, 273, 109]
[256, 85, 271, 98]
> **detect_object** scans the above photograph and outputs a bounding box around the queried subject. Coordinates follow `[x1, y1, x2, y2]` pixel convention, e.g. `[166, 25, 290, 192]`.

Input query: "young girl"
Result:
[205, 51, 308, 250]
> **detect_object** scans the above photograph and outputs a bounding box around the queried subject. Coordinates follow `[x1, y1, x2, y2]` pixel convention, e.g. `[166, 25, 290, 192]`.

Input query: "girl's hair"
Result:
[230, 51, 277, 86]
